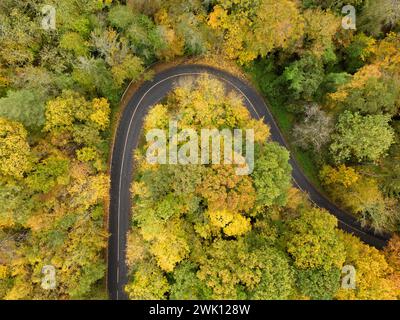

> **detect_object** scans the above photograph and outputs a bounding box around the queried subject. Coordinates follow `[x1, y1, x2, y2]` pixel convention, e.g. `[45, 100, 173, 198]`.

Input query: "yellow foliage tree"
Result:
[125, 262, 169, 300]
[208, 0, 304, 64]
[45, 91, 111, 133]
[320, 164, 360, 188]
[90, 98, 111, 130]
[146, 218, 190, 272]
[0, 118, 31, 178]
[336, 232, 398, 300]
[207, 209, 252, 237]
[302, 9, 341, 57]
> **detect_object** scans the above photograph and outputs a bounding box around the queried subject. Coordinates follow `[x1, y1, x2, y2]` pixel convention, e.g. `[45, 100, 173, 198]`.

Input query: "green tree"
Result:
[195, 239, 254, 299]
[0, 89, 46, 130]
[249, 247, 295, 300]
[285, 207, 346, 270]
[345, 33, 376, 73]
[170, 262, 212, 300]
[0, 180, 33, 227]
[60, 32, 89, 57]
[252, 143, 292, 207]
[319, 72, 351, 96]
[337, 77, 400, 115]
[330, 111, 395, 163]
[282, 54, 325, 101]
[72, 58, 119, 102]
[197, 239, 295, 300]
[108, 4, 137, 30]
[373, 126, 400, 197]
[26, 156, 70, 193]
[296, 267, 341, 300]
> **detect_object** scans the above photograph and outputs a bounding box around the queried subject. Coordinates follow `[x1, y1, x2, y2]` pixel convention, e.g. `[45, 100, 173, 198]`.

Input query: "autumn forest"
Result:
[0, 0, 400, 300]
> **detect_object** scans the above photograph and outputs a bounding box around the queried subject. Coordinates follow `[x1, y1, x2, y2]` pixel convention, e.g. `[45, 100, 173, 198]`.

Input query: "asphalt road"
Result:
[108, 64, 391, 300]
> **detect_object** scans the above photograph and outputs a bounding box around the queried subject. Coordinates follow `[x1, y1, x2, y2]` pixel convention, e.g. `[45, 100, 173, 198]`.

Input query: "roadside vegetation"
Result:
[0, 0, 399, 300]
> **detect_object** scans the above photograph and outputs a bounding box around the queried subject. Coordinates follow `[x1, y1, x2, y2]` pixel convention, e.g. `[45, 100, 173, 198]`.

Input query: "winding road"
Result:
[108, 64, 391, 300]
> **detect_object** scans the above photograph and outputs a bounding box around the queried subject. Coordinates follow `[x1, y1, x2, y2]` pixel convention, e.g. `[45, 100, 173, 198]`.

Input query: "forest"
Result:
[0, 0, 399, 300]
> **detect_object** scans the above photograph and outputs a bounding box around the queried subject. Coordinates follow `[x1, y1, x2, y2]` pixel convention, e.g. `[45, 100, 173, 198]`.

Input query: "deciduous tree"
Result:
[330, 111, 395, 163]
[285, 207, 346, 270]
[0, 118, 31, 178]
[252, 143, 292, 208]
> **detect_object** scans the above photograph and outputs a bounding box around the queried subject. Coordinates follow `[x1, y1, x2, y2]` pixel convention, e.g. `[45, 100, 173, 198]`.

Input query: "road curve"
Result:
[108, 64, 391, 300]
